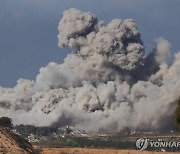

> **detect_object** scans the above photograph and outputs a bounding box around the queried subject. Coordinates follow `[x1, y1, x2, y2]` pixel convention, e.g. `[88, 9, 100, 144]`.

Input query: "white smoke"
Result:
[0, 8, 180, 131]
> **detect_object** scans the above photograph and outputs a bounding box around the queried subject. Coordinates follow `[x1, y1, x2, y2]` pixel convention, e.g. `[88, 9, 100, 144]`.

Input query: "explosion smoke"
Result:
[0, 8, 180, 131]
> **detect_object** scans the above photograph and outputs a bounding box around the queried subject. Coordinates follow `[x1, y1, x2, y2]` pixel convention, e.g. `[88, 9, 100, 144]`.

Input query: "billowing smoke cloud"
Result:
[0, 8, 180, 131]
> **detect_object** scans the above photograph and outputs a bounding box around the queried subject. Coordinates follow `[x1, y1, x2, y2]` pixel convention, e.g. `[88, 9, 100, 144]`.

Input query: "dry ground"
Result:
[41, 148, 180, 154]
[0, 127, 38, 154]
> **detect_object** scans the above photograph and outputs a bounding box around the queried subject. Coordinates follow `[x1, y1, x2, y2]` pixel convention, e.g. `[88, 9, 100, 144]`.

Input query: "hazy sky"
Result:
[0, 0, 180, 87]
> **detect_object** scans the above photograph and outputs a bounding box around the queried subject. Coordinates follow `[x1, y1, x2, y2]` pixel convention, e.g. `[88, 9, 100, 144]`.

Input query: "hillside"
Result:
[0, 127, 38, 154]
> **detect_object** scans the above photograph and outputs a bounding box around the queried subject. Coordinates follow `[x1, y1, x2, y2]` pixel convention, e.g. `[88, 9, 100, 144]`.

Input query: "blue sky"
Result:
[0, 0, 180, 87]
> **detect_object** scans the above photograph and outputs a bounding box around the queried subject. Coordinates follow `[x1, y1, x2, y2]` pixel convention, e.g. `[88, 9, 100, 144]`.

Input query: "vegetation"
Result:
[36, 136, 135, 149]
[0, 117, 12, 128]
[175, 97, 180, 131]
[14, 124, 58, 138]
[35, 135, 180, 152]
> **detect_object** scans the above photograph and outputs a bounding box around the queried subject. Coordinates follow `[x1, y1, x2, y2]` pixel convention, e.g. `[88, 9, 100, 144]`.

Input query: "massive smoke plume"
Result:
[0, 8, 180, 131]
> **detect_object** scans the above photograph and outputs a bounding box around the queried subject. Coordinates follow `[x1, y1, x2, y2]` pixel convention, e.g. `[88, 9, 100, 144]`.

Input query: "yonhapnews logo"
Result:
[136, 138, 148, 150]
[136, 138, 180, 151]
